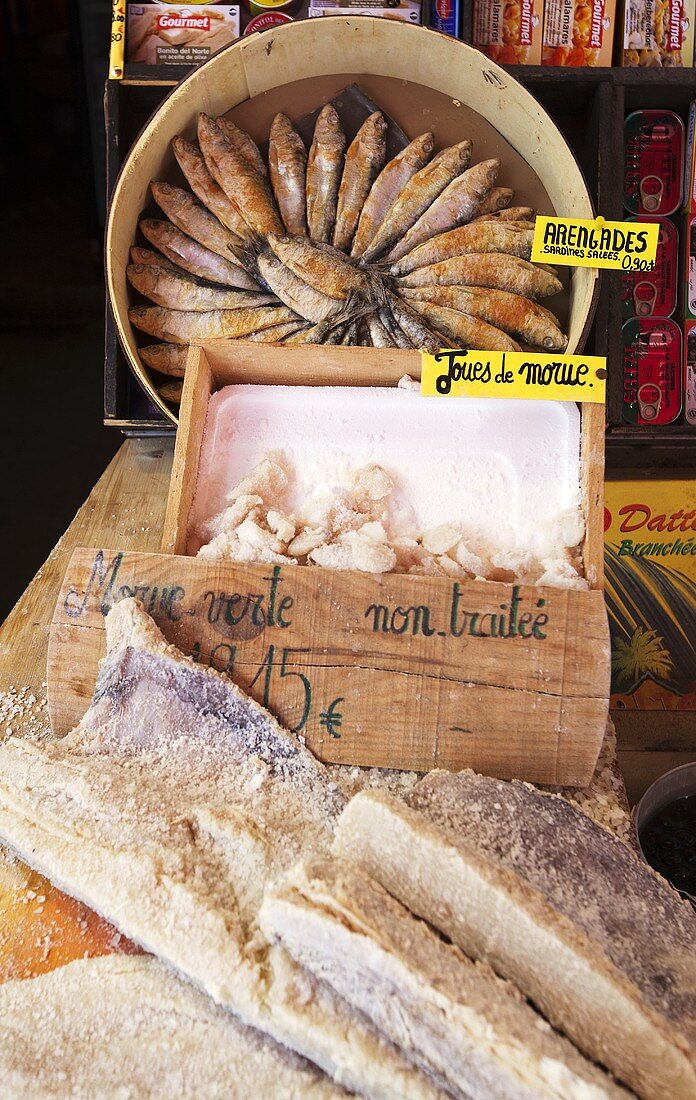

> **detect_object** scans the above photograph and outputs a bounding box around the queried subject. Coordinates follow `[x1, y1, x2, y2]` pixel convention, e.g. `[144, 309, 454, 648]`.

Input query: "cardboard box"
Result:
[472, 0, 543, 63]
[620, 0, 696, 65]
[542, 0, 617, 65]
[126, 4, 240, 64]
[308, 0, 421, 22]
[605, 478, 696, 712]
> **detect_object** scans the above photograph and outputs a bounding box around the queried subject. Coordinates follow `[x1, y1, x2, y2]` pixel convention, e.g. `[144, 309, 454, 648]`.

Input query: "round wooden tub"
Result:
[106, 18, 598, 424]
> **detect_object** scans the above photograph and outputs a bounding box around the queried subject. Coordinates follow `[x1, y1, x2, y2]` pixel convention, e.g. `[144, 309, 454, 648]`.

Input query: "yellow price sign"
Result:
[530, 215, 659, 271]
[109, 0, 126, 80]
[421, 350, 606, 403]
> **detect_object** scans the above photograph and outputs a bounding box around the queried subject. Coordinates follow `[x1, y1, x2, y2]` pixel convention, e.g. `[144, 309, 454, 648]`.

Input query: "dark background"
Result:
[1, 0, 120, 620]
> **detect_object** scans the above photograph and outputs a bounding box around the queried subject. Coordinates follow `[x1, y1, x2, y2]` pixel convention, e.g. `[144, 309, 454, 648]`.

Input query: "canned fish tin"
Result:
[430, 0, 460, 37]
[622, 317, 682, 425]
[621, 216, 678, 318]
[685, 321, 696, 427]
[243, 9, 293, 30]
[686, 215, 696, 319]
[624, 111, 684, 217]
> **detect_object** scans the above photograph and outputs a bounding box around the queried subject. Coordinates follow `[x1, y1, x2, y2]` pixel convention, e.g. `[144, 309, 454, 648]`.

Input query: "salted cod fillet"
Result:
[0, 954, 344, 1099]
[333, 773, 696, 1100]
[0, 599, 443, 1100]
[261, 858, 633, 1100]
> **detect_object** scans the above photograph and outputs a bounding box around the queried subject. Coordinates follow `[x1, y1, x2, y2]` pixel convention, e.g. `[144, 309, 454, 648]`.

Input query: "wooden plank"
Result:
[580, 400, 606, 590]
[161, 347, 212, 555]
[47, 548, 609, 784]
[203, 342, 420, 387]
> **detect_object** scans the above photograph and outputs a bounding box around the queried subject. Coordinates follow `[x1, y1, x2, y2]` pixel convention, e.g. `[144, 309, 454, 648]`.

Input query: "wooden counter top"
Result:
[0, 437, 689, 981]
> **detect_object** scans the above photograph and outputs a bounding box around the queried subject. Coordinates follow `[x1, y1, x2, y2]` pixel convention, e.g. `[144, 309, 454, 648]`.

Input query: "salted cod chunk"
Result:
[333, 773, 696, 1100]
[0, 954, 344, 1099]
[261, 858, 633, 1100]
[0, 599, 442, 1100]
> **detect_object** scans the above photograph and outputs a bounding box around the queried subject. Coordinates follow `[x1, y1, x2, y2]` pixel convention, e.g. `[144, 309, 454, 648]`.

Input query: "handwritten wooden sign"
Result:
[47, 547, 610, 785]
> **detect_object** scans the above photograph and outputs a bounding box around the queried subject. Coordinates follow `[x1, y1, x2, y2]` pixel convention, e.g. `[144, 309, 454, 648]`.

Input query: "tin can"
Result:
[622, 317, 682, 425]
[624, 110, 684, 217]
[245, 0, 299, 16]
[685, 321, 696, 427]
[430, 0, 460, 35]
[621, 216, 678, 319]
[243, 9, 293, 30]
[684, 214, 696, 320]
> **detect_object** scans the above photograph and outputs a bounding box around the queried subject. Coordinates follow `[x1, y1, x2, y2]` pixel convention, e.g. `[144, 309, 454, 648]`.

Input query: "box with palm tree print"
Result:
[605, 479, 696, 712]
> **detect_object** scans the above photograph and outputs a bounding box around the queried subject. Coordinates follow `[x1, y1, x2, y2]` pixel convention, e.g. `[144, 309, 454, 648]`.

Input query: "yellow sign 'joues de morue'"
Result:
[531, 216, 660, 271]
[421, 350, 607, 403]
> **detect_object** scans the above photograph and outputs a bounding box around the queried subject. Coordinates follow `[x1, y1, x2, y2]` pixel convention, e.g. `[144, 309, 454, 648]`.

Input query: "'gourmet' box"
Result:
[542, 0, 617, 65]
[620, 0, 696, 65]
[126, 3, 240, 65]
[472, 0, 543, 63]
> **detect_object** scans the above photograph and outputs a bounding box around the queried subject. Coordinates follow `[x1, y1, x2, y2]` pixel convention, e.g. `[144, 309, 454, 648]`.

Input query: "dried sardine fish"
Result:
[306, 105, 346, 244]
[129, 98, 569, 353]
[269, 113, 308, 237]
[235, 321, 310, 343]
[388, 294, 442, 353]
[333, 111, 387, 254]
[127, 264, 275, 312]
[198, 114, 284, 241]
[351, 133, 434, 259]
[139, 219, 259, 290]
[151, 182, 245, 263]
[473, 206, 535, 223]
[366, 311, 397, 347]
[130, 245, 181, 274]
[386, 158, 500, 263]
[172, 136, 253, 242]
[476, 186, 513, 214]
[405, 300, 522, 352]
[159, 379, 184, 404]
[215, 115, 268, 179]
[401, 286, 567, 350]
[390, 221, 536, 275]
[378, 303, 413, 348]
[269, 235, 367, 299]
[257, 252, 341, 323]
[129, 304, 299, 344]
[139, 343, 189, 376]
[361, 140, 473, 263]
[398, 253, 563, 299]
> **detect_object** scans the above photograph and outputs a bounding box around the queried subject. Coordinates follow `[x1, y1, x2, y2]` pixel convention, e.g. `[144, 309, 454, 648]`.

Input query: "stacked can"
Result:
[622, 110, 686, 427]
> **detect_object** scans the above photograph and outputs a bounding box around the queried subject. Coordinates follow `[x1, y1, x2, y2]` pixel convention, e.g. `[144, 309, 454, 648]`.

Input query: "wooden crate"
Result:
[50, 342, 609, 786]
[105, 18, 598, 425]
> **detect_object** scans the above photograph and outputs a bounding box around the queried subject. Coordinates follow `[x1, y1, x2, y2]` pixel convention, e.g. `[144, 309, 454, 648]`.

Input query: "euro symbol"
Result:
[319, 697, 344, 738]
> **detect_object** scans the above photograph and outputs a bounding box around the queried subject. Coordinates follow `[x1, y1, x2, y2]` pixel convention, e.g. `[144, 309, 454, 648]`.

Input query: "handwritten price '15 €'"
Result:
[421, 350, 607, 403]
